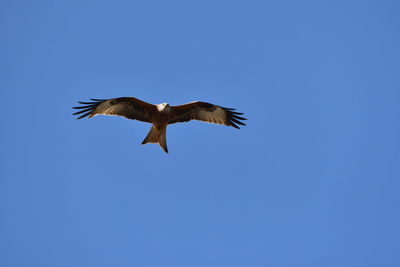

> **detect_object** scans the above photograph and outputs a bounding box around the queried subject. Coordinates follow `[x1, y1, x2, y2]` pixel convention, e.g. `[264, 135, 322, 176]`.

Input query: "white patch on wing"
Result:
[198, 106, 227, 125]
[89, 100, 125, 117]
[95, 100, 113, 114]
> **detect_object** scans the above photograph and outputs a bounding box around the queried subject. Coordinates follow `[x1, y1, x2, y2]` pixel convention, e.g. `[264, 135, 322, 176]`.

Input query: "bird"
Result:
[72, 97, 247, 153]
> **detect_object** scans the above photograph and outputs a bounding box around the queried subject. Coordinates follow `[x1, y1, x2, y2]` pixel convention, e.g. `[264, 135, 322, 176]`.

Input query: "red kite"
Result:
[73, 97, 246, 153]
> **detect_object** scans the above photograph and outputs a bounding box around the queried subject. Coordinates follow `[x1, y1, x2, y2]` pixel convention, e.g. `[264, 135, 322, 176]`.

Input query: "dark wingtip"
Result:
[76, 112, 91, 119]
[222, 107, 236, 111]
[72, 99, 105, 119]
[223, 107, 247, 129]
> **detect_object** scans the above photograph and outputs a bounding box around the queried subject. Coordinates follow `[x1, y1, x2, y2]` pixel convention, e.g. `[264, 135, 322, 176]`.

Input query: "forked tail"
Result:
[141, 125, 168, 153]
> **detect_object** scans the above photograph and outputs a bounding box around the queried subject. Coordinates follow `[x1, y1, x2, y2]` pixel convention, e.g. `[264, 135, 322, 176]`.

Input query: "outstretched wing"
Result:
[72, 97, 157, 123]
[169, 101, 247, 129]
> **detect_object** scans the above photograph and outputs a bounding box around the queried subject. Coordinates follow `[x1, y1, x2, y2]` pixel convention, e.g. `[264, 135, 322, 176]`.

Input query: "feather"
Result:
[72, 97, 247, 152]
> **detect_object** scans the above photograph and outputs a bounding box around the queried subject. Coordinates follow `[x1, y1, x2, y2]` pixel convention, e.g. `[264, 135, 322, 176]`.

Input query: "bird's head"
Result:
[157, 103, 171, 112]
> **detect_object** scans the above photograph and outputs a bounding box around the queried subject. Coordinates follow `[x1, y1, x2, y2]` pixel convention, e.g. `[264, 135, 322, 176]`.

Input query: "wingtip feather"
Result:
[72, 99, 103, 119]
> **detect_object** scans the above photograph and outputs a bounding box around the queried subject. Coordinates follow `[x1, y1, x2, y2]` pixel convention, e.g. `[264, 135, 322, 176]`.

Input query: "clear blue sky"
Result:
[1, 0, 399, 266]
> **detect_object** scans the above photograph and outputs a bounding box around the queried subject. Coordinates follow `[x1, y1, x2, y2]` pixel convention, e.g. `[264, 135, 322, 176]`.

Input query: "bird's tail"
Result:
[142, 125, 168, 153]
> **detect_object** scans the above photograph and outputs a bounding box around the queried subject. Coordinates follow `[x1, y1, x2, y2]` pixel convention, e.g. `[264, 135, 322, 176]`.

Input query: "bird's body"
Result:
[153, 103, 171, 127]
[73, 97, 246, 153]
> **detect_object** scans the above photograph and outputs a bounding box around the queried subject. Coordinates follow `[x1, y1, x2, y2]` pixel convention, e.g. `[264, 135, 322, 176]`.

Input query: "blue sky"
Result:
[1, 0, 399, 266]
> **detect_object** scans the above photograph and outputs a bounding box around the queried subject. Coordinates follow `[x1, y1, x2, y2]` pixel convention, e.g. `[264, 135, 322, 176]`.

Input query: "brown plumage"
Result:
[73, 97, 247, 153]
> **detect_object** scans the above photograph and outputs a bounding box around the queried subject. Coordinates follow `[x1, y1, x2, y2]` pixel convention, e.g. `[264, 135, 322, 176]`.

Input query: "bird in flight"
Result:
[73, 97, 247, 153]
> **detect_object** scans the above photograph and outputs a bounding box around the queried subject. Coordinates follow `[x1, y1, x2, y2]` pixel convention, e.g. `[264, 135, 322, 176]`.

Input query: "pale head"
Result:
[157, 103, 171, 112]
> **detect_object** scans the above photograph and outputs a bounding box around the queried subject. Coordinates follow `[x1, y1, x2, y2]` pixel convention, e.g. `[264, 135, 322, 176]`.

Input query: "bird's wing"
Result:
[72, 97, 157, 123]
[169, 101, 247, 129]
